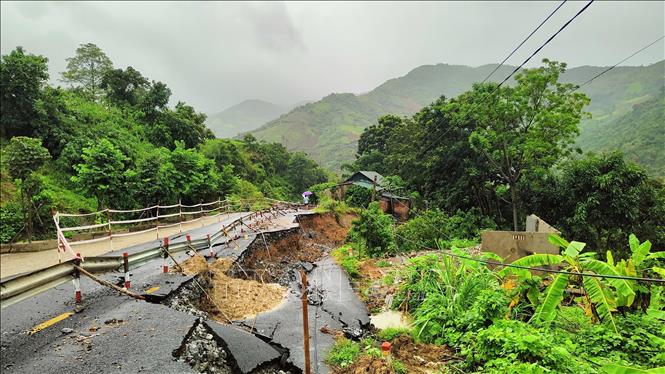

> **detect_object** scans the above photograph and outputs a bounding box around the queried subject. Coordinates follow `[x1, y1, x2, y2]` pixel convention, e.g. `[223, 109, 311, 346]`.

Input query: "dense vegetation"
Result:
[250, 60, 664, 173]
[334, 228, 665, 372]
[576, 89, 664, 177]
[346, 59, 664, 255]
[0, 44, 328, 242]
[323, 58, 665, 374]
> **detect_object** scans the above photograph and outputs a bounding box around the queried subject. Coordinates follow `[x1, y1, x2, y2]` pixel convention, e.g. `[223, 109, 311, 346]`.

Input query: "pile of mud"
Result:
[171, 256, 287, 322]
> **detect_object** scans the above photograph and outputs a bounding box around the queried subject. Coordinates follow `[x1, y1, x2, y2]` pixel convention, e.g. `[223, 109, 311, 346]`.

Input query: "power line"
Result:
[576, 35, 665, 90]
[414, 0, 594, 161]
[497, 0, 594, 87]
[482, 0, 568, 84]
[393, 232, 665, 284]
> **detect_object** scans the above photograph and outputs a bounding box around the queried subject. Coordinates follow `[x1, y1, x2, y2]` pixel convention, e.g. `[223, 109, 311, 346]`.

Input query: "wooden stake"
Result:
[300, 269, 311, 374]
[74, 265, 145, 301]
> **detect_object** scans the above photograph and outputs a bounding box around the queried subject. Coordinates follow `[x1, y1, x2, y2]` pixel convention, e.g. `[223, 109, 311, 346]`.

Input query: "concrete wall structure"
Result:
[481, 231, 560, 263]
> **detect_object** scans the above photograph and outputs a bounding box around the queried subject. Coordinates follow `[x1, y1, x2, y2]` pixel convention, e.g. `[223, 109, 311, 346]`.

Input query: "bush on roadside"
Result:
[347, 202, 396, 257]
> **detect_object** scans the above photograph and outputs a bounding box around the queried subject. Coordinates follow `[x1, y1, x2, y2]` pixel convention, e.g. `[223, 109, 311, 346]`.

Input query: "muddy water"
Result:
[370, 310, 412, 330]
[0, 213, 247, 278]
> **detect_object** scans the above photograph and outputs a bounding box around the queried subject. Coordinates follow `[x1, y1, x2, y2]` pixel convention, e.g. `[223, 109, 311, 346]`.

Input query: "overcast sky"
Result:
[1, 1, 663, 113]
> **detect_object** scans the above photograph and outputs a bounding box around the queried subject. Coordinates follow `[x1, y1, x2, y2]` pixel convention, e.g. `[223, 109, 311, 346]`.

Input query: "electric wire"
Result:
[497, 0, 594, 87]
[576, 35, 665, 90]
[392, 232, 665, 284]
[482, 0, 568, 83]
[415, 0, 594, 161]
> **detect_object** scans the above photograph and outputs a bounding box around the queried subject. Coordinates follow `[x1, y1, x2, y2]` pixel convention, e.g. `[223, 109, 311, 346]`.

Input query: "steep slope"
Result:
[250, 61, 664, 172]
[206, 99, 286, 138]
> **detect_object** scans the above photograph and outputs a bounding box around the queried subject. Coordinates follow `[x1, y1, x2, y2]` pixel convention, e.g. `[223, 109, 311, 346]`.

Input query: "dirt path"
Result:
[0, 213, 245, 279]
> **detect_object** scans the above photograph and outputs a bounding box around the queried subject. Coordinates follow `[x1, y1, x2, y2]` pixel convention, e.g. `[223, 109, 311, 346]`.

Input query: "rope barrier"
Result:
[74, 264, 146, 301]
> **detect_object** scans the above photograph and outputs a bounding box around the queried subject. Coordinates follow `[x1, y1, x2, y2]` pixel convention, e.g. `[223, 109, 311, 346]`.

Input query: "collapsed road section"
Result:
[0, 211, 369, 374]
[164, 212, 370, 374]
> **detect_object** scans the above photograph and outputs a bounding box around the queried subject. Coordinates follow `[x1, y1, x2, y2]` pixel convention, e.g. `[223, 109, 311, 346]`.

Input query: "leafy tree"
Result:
[128, 147, 176, 206]
[347, 202, 396, 257]
[149, 102, 212, 149]
[168, 141, 221, 203]
[101, 66, 149, 106]
[286, 152, 327, 194]
[5, 136, 51, 180]
[5, 137, 51, 240]
[61, 43, 113, 98]
[140, 81, 171, 122]
[200, 138, 258, 181]
[71, 139, 130, 208]
[33, 87, 74, 157]
[0, 47, 49, 138]
[357, 114, 402, 156]
[525, 152, 665, 257]
[468, 60, 590, 230]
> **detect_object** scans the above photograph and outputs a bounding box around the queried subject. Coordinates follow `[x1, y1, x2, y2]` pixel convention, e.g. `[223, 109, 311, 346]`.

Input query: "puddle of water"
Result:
[370, 310, 411, 330]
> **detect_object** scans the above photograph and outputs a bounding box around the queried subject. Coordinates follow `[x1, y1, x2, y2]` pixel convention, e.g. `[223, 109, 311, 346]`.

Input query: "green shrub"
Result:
[395, 208, 494, 252]
[377, 327, 412, 341]
[341, 256, 360, 278]
[392, 360, 407, 374]
[469, 320, 590, 373]
[375, 259, 391, 267]
[344, 184, 373, 208]
[0, 202, 24, 243]
[332, 245, 360, 278]
[326, 338, 361, 368]
[394, 254, 508, 346]
[560, 312, 665, 368]
[395, 209, 448, 251]
[347, 202, 396, 257]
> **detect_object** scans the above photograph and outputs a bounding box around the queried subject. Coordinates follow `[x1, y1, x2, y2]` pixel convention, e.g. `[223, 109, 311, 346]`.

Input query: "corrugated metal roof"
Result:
[357, 171, 384, 185]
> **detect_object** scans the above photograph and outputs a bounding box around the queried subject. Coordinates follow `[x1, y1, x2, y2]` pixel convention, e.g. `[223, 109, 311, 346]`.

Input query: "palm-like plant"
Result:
[500, 234, 636, 333]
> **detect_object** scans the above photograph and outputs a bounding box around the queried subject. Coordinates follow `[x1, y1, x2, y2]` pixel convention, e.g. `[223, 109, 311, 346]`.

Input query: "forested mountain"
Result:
[0, 45, 328, 243]
[250, 61, 665, 172]
[206, 99, 287, 138]
[577, 89, 664, 177]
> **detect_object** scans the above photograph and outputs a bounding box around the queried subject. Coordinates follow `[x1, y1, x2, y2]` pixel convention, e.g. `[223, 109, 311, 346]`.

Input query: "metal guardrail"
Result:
[0, 203, 300, 309]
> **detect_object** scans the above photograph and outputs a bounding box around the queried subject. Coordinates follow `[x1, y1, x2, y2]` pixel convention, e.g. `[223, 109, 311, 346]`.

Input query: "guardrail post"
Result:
[162, 237, 170, 273]
[156, 205, 160, 239]
[178, 199, 183, 233]
[74, 253, 82, 304]
[123, 252, 131, 289]
[207, 234, 215, 258]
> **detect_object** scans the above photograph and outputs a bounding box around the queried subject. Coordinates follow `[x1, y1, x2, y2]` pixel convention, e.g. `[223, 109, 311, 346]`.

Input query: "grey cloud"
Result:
[241, 2, 306, 52]
[1, 1, 663, 114]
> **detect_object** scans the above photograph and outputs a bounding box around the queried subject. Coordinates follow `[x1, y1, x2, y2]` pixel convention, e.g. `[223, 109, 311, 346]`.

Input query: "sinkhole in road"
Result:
[164, 213, 356, 373]
[164, 212, 355, 323]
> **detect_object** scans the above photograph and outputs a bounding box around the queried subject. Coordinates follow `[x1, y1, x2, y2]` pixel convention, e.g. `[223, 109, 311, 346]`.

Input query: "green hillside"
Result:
[206, 99, 286, 138]
[577, 89, 664, 177]
[250, 61, 665, 172]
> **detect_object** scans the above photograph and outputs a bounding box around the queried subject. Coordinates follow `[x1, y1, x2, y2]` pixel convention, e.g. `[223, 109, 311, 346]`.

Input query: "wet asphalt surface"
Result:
[0, 210, 370, 374]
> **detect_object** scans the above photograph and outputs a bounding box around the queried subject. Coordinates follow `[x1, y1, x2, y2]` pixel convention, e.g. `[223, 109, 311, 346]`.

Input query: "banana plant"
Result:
[500, 234, 636, 333]
[607, 234, 664, 314]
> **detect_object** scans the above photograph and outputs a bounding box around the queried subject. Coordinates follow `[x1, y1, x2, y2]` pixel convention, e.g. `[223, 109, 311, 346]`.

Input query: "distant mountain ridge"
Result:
[206, 99, 286, 138]
[249, 61, 665, 173]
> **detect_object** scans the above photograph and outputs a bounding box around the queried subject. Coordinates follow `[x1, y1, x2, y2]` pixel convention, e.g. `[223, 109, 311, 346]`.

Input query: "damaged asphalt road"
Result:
[240, 258, 370, 374]
[1, 210, 370, 374]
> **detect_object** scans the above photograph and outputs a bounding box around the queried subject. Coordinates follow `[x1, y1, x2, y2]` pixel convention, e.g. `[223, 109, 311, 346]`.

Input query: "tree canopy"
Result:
[61, 43, 113, 98]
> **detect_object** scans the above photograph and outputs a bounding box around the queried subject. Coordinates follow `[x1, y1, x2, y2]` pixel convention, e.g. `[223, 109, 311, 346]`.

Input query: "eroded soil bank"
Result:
[165, 212, 360, 374]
